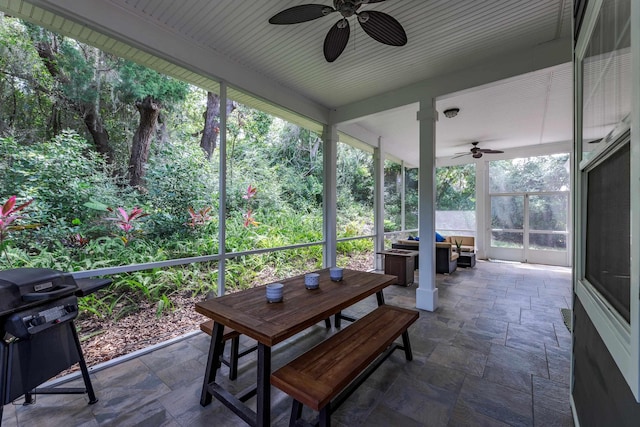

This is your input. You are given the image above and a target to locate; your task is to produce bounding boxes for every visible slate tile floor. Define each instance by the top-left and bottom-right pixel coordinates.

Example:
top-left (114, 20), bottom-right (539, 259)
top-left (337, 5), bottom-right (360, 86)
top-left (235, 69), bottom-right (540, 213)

top-left (1, 260), bottom-right (574, 426)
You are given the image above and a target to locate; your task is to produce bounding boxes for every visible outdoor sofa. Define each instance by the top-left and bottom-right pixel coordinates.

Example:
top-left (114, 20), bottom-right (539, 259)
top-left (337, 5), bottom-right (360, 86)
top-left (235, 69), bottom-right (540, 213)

top-left (391, 239), bottom-right (459, 274)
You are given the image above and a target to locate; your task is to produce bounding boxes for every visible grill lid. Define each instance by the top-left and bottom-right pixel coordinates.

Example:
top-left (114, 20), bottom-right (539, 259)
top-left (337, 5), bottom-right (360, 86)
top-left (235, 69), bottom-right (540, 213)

top-left (0, 268), bottom-right (78, 317)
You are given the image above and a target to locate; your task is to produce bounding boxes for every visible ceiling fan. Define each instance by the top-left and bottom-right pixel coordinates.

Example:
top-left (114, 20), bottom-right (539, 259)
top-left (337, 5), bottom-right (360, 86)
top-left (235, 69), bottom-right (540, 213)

top-left (268, 0), bottom-right (407, 62)
top-left (453, 142), bottom-right (505, 159)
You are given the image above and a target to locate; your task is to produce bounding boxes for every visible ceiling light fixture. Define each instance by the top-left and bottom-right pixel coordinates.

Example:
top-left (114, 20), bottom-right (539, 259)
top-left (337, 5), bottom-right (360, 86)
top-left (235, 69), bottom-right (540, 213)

top-left (443, 108), bottom-right (460, 118)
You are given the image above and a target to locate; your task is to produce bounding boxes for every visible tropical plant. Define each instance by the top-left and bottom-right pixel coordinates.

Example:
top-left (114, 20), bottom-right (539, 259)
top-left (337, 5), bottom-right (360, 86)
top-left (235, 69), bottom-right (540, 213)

top-left (105, 206), bottom-right (149, 245)
top-left (0, 15), bottom-right (377, 331)
top-left (0, 195), bottom-right (33, 265)
top-left (187, 206), bottom-right (213, 228)
top-left (242, 184), bottom-right (259, 227)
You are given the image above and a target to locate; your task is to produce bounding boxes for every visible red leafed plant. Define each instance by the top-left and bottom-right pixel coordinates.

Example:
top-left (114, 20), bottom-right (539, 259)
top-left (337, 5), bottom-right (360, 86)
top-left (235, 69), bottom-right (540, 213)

top-left (0, 195), bottom-right (33, 265)
top-left (243, 209), bottom-right (259, 227)
top-left (105, 206), bottom-right (149, 245)
top-left (242, 185), bottom-right (259, 227)
top-left (187, 206), bottom-right (213, 228)
top-left (242, 184), bottom-right (257, 200)
top-left (64, 233), bottom-right (90, 248)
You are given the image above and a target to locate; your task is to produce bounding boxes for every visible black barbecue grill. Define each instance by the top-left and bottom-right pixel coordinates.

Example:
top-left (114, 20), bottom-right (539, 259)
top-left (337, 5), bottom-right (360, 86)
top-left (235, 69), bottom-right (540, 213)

top-left (0, 268), bottom-right (111, 424)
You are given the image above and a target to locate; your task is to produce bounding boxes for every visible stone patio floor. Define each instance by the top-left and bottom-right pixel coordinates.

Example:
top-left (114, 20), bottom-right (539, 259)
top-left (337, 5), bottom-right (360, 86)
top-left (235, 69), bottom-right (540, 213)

top-left (1, 259), bottom-right (574, 426)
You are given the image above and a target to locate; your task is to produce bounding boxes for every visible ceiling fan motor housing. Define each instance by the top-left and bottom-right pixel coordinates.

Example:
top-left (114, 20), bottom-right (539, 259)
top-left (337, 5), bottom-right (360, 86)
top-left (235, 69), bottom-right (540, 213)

top-left (335, 0), bottom-right (359, 17)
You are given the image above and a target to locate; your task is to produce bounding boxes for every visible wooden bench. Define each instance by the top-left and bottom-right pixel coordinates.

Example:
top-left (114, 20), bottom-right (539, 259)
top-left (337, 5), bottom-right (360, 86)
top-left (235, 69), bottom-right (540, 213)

top-left (271, 305), bottom-right (419, 427)
top-left (200, 320), bottom-right (258, 381)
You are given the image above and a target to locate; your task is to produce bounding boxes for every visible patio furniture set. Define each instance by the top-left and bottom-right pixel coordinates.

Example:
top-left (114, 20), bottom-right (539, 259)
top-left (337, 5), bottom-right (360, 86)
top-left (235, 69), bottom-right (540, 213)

top-left (385, 236), bottom-right (476, 284)
top-left (195, 268), bottom-right (419, 427)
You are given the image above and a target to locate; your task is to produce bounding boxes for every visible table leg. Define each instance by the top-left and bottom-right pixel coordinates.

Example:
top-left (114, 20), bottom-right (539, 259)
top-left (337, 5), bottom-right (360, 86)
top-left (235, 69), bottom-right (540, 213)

top-left (200, 322), bottom-right (225, 406)
top-left (376, 290), bottom-right (385, 306)
top-left (256, 343), bottom-right (271, 427)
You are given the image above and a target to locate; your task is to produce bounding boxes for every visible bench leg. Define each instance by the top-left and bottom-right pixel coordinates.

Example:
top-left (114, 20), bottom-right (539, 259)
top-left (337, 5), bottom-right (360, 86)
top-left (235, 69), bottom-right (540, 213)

top-left (376, 290), bottom-right (385, 306)
top-left (401, 330), bottom-right (413, 361)
top-left (289, 400), bottom-right (303, 427)
top-left (324, 318), bottom-right (331, 329)
top-left (229, 336), bottom-right (240, 380)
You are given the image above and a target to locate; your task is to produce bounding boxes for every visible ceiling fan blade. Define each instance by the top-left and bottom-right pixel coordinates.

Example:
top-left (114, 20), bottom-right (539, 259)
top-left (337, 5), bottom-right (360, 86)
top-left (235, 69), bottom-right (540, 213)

top-left (452, 152), bottom-right (471, 159)
top-left (478, 149), bottom-right (504, 154)
top-left (269, 4), bottom-right (335, 25)
top-left (357, 10), bottom-right (407, 46)
top-left (324, 19), bottom-right (350, 62)
top-left (358, 0), bottom-right (387, 3)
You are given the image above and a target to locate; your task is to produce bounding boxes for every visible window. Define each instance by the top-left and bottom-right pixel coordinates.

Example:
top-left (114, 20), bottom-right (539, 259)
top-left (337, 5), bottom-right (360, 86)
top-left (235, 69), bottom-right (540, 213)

top-left (435, 164), bottom-right (476, 236)
top-left (575, 0), bottom-right (638, 401)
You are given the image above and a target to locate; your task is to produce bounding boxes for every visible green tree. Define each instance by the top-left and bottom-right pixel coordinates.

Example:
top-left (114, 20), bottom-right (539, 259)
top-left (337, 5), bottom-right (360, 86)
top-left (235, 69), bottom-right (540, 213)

top-left (384, 160), bottom-right (402, 231)
top-left (436, 164), bottom-right (476, 210)
top-left (0, 14), bottom-right (55, 141)
top-left (489, 154), bottom-right (570, 193)
top-left (115, 61), bottom-right (189, 188)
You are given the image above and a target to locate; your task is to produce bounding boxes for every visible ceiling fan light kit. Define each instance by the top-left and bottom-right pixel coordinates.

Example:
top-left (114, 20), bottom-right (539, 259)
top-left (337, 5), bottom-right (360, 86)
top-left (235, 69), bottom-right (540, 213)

top-left (443, 108), bottom-right (460, 118)
top-left (268, 0), bottom-right (407, 62)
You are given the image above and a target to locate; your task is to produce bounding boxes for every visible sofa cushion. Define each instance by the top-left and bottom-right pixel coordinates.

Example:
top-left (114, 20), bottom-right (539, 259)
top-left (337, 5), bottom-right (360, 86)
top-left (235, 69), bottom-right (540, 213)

top-left (435, 232), bottom-right (445, 242)
top-left (397, 239), bottom-right (419, 247)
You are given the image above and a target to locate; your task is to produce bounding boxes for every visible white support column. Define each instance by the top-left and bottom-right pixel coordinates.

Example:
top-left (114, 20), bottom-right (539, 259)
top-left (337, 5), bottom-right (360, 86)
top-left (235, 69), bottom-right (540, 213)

top-left (217, 82), bottom-right (228, 297)
top-left (401, 160), bottom-right (406, 231)
top-left (323, 125), bottom-right (338, 268)
top-left (373, 140), bottom-right (385, 271)
top-left (475, 159), bottom-right (487, 259)
top-left (416, 100), bottom-right (438, 311)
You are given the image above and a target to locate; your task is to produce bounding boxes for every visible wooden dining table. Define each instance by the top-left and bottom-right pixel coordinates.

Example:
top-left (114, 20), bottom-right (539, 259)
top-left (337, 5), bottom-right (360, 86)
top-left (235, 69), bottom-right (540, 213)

top-left (195, 268), bottom-right (397, 427)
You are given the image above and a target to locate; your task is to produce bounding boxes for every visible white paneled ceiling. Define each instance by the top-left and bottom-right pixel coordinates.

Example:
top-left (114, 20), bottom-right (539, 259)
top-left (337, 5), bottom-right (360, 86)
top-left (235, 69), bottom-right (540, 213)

top-left (2, 0), bottom-right (574, 162)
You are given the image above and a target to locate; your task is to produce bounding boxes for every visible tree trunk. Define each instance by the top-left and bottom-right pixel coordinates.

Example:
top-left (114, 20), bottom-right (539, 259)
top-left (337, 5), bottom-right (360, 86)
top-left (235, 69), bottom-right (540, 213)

top-left (200, 92), bottom-right (236, 160)
top-left (32, 34), bottom-right (114, 163)
top-left (129, 95), bottom-right (160, 189)
top-left (48, 103), bottom-right (62, 138)
top-left (81, 102), bottom-right (113, 163)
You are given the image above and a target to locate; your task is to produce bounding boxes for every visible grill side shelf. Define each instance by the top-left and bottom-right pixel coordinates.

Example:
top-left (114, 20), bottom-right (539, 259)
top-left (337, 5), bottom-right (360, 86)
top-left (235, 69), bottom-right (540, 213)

top-left (74, 278), bottom-right (112, 297)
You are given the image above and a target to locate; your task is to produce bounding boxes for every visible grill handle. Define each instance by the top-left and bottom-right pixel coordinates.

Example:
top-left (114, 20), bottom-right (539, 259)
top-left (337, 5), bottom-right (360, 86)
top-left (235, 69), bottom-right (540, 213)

top-left (22, 285), bottom-right (77, 301)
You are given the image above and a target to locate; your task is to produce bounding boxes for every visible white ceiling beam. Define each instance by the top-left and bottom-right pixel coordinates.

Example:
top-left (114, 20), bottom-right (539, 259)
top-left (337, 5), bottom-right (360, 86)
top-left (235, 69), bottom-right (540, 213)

top-left (337, 123), bottom-right (380, 150)
top-left (331, 37), bottom-right (571, 124)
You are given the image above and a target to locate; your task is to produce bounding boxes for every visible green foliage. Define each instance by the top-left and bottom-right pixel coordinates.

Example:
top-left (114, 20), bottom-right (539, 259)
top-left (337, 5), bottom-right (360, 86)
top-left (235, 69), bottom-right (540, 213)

top-left (0, 15), bottom-right (55, 140)
top-left (57, 39), bottom-right (103, 105)
top-left (0, 131), bottom-right (122, 246)
top-left (337, 143), bottom-right (374, 210)
top-left (145, 137), bottom-right (218, 236)
top-left (384, 160), bottom-right (402, 230)
top-left (0, 19), bottom-right (377, 327)
top-left (405, 168), bottom-right (419, 230)
top-left (115, 60), bottom-right (189, 105)
top-left (436, 163), bottom-right (476, 211)
top-left (489, 154), bottom-right (570, 193)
